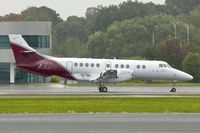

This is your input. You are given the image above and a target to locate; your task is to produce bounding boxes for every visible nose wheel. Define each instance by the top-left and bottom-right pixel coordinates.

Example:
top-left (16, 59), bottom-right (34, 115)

top-left (170, 88), bottom-right (176, 92)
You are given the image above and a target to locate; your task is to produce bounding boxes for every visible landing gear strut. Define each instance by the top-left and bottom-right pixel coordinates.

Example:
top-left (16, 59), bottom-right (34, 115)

top-left (98, 83), bottom-right (108, 93)
top-left (170, 81), bottom-right (177, 92)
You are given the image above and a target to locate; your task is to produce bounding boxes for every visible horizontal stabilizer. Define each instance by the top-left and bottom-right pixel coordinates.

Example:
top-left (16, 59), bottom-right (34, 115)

top-left (20, 51), bottom-right (36, 54)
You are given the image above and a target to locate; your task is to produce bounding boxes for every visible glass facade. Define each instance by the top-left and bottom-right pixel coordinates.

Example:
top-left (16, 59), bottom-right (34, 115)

top-left (15, 67), bottom-right (39, 83)
top-left (0, 35), bottom-right (50, 49)
top-left (0, 63), bottom-right (40, 84)
top-left (23, 35), bottom-right (50, 48)
top-left (0, 34), bottom-right (50, 84)
top-left (0, 35), bottom-right (10, 49)
top-left (0, 63), bottom-right (10, 83)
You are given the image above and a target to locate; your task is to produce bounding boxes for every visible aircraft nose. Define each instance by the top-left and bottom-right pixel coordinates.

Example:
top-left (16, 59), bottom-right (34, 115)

top-left (188, 74), bottom-right (193, 81)
top-left (183, 73), bottom-right (193, 81)
top-left (174, 69), bottom-right (193, 81)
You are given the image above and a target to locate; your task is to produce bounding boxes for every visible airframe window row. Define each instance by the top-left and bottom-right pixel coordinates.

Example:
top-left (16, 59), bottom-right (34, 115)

top-left (74, 63), bottom-right (100, 68)
top-left (74, 63), bottom-right (130, 69)
top-left (137, 65), bottom-right (146, 69)
top-left (115, 64), bottom-right (130, 69)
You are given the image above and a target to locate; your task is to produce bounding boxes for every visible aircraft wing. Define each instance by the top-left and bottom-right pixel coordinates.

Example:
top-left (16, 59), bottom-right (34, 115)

top-left (72, 70), bottom-right (118, 82)
top-left (92, 70), bottom-right (118, 83)
top-left (73, 69), bottom-right (133, 83)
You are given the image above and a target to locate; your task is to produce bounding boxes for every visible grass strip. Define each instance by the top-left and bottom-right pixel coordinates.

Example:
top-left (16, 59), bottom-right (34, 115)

top-left (0, 97), bottom-right (200, 114)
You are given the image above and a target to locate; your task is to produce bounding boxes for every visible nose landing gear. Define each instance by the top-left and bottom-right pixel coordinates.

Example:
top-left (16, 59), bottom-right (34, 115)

top-left (170, 87), bottom-right (176, 92)
top-left (170, 81), bottom-right (177, 92)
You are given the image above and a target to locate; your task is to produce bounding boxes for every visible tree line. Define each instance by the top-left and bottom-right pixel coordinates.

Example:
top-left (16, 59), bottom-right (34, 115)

top-left (0, 0), bottom-right (200, 82)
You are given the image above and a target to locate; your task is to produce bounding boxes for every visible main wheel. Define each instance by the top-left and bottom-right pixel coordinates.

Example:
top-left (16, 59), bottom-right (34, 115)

top-left (170, 88), bottom-right (176, 92)
top-left (99, 87), bottom-right (108, 92)
top-left (102, 87), bottom-right (108, 92)
top-left (99, 87), bottom-right (102, 92)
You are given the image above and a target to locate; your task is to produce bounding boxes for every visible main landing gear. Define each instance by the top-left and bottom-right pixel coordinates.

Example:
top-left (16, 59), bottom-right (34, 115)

top-left (170, 81), bottom-right (177, 93)
top-left (98, 83), bottom-right (108, 93)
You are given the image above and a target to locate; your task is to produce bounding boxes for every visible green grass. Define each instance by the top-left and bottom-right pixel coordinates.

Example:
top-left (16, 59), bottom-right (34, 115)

top-left (1, 97), bottom-right (200, 113)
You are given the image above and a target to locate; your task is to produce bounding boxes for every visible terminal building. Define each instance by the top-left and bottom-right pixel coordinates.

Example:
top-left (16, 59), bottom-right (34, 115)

top-left (0, 21), bottom-right (52, 84)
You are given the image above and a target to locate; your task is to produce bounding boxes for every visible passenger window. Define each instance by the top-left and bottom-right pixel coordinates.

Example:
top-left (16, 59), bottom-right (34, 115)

top-left (159, 64), bottom-right (163, 68)
top-left (106, 64), bottom-right (110, 68)
top-left (91, 63), bottom-right (94, 67)
top-left (96, 63), bottom-right (100, 67)
top-left (142, 65), bottom-right (146, 69)
top-left (115, 64), bottom-right (119, 68)
top-left (126, 65), bottom-right (130, 69)
top-left (121, 64), bottom-right (124, 68)
top-left (137, 65), bottom-right (140, 69)
top-left (80, 63), bottom-right (83, 67)
top-left (85, 63), bottom-right (89, 67)
top-left (163, 64), bottom-right (167, 67)
top-left (74, 63), bottom-right (78, 67)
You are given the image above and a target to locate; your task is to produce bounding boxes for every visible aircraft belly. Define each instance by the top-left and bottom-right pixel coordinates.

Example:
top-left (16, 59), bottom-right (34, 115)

top-left (72, 73), bottom-right (99, 81)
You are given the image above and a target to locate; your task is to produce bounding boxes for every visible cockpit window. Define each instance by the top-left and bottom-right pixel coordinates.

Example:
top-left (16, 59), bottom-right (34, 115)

top-left (166, 64), bottom-right (171, 68)
top-left (159, 63), bottom-right (171, 68)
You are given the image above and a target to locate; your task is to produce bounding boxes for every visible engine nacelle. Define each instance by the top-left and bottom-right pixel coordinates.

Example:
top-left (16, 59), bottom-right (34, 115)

top-left (117, 69), bottom-right (134, 81)
top-left (106, 69), bottom-right (134, 83)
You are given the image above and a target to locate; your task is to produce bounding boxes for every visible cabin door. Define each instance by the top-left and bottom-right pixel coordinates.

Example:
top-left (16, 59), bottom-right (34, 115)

top-left (66, 61), bottom-right (73, 72)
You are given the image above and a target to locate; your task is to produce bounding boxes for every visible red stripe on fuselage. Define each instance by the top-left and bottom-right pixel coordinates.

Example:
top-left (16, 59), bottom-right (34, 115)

top-left (11, 44), bottom-right (75, 80)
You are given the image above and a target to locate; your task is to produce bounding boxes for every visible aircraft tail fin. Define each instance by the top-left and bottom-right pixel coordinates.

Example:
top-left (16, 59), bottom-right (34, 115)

top-left (9, 34), bottom-right (75, 79)
top-left (9, 34), bottom-right (44, 66)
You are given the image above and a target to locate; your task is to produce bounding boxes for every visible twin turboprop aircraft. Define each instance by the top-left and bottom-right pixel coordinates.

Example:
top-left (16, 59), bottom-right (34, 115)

top-left (9, 34), bottom-right (193, 92)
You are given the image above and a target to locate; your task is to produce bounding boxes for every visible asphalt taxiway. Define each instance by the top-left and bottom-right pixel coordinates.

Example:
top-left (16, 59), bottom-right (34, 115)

top-left (0, 114), bottom-right (200, 133)
top-left (0, 84), bottom-right (200, 133)
top-left (0, 84), bottom-right (199, 97)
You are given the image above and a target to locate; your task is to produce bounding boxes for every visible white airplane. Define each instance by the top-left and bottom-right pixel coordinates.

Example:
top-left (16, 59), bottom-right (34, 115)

top-left (9, 34), bottom-right (193, 93)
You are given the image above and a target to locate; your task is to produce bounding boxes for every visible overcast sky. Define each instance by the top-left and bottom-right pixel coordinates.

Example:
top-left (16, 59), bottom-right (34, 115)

top-left (0, 0), bottom-right (165, 19)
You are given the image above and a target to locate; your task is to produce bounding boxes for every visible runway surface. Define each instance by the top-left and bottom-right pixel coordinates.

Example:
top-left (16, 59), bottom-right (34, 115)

top-left (0, 114), bottom-right (200, 133)
top-left (0, 84), bottom-right (200, 97)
